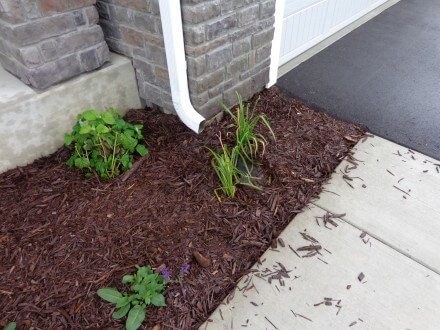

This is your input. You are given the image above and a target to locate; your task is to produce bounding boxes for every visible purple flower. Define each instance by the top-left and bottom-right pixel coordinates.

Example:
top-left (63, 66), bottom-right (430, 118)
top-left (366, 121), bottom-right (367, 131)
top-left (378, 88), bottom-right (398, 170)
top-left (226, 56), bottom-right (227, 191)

top-left (160, 267), bottom-right (171, 282)
top-left (181, 264), bottom-right (190, 275)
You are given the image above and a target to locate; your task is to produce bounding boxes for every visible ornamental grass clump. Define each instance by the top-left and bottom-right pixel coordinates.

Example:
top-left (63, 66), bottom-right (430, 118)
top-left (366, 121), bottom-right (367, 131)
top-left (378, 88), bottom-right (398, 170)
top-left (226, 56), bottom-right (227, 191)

top-left (64, 109), bottom-right (148, 179)
top-left (97, 266), bottom-right (166, 330)
top-left (207, 139), bottom-right (242, 200)
top-left (208, 93), bottom-right (273, 201)
top-left (222, 93), bottom-right (275, 162)
top-left (207, 136), bottom-right (260, 201)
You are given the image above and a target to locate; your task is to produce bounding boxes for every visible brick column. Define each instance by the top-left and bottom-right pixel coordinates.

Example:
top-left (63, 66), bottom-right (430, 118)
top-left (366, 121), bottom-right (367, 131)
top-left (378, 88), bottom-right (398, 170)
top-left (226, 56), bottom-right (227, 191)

top-left (97, 0), bottom-right (276, 119)
top-left (0, 0), bottom-right (110, 89)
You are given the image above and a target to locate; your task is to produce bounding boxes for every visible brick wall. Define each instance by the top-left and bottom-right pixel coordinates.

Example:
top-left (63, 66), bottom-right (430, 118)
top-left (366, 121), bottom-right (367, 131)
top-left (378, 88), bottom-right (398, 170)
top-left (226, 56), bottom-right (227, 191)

top-left (97, 0), bottom-right (276, 118)
top-left (0, 0), bottom-right (110, 89)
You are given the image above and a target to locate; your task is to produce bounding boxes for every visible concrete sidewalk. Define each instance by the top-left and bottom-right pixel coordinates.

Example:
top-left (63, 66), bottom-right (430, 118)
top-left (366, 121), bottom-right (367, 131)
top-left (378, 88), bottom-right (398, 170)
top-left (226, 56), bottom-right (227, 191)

top-left (201, 136), bottom-right (440, 329)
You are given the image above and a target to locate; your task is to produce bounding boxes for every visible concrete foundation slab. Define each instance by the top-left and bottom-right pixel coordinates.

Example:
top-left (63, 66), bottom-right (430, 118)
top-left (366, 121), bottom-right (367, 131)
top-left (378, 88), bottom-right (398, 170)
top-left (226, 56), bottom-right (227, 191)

top-left (0, 53), bottom-right (141, 173)
top-left (202, 204), bottom-right (440, 329)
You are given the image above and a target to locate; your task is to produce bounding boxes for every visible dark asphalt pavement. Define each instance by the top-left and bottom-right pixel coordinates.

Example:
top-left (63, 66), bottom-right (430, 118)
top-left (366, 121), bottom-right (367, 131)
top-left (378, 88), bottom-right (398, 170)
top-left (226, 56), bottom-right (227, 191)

top-left (277, 0), bottom-right (440, 160)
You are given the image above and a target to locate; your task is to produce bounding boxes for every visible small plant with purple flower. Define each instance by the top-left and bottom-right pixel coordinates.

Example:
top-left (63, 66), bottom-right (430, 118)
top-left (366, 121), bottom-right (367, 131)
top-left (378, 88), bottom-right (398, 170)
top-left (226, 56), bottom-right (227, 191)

top-left (159, 264), bottom-right (191, 284)
top-left (97, 265), bottom-right (166, 330)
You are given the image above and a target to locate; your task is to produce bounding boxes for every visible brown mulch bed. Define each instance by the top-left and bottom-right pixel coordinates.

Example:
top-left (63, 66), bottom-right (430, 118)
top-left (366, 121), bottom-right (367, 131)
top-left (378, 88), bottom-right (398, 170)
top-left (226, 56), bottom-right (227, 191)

top-left (0, 87), bottom-right (364, 329)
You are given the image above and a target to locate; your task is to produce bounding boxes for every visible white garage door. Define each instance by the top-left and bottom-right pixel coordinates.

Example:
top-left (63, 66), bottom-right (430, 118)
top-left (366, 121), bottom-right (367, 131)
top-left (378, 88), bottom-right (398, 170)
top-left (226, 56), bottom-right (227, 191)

top-left (280, 0), bottom-right (389, 65)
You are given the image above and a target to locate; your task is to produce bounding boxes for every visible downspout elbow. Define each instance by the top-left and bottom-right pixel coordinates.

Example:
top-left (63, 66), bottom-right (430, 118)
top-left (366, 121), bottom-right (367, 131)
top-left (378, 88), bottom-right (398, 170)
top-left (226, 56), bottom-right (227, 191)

top-left (159, 0), bottom-right (206, 133)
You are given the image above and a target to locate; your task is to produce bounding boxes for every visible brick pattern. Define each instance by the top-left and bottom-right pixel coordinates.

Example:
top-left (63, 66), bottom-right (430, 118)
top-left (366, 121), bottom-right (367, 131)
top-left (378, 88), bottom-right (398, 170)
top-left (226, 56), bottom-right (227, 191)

top-left (97, 0), bottom-right (276, 118)
top-left (96, 0), bottom-right (173, 111)
top-left (0, 0), bottom-right (110, 89)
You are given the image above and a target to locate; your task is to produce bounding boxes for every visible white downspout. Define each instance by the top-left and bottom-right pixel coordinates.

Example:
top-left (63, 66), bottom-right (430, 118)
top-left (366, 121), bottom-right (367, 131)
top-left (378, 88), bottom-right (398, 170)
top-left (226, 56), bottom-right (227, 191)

top-left (267, 0), bottom-right (286, 88)
top-left (159, 0), bottom-right (206, 133)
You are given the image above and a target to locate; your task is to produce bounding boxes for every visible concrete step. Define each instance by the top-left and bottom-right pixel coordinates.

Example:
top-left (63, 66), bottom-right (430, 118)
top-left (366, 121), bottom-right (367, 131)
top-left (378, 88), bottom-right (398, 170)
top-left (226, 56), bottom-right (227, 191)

top-left (0, 53), bottom-right (141, 173)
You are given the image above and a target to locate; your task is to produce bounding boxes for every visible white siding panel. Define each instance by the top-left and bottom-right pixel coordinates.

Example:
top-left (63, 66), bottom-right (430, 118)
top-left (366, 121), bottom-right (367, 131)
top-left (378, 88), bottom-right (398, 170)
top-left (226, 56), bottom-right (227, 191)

top-left (280, 0), bottom-right (390, 65)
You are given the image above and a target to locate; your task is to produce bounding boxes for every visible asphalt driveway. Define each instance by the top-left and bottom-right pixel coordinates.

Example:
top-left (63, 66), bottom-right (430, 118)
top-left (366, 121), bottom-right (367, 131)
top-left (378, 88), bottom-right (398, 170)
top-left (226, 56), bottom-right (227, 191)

top-left (277, 0), bottom-right (440, 160)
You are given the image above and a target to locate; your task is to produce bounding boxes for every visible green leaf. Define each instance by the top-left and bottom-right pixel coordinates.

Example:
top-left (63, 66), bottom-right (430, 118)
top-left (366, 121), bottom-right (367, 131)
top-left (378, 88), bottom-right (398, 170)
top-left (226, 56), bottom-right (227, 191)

top-left (3, 322), bottom-right (16, 330)
top-left (122, 275), bottom-right (134, 284)
top-left (125, 305), bottom-right (146, 330)
top-left (151, 293), bottom-right (166, 307)
top-left (120, 133), bottom-right (137, 151)
top-left (116, 296), bottom-right (130, 308)
top-left (112, 304), bottom-right (130, 319)
top-left (96, 124), bottom-right (110, 134)
top-left (114, 118), bottom-right (127, 130)
top-left (82, 109), bottom-right (99, 121)
top-left (66, 155), bottom-right (76, 167)
top-left (64, 134), bottom-right (73, 146)
top-left (136, 144), bottom-right (148, 157)
top-left (74, 157), bottom-right (90, 169)
top-left (120, 154), bottom-right (131, 170)
top-left (102, 112), bottom-right (116, 125)
top-left (97, 288), bottom-right (123, 304)
top-left (79, 125), bottom-right (92, 134)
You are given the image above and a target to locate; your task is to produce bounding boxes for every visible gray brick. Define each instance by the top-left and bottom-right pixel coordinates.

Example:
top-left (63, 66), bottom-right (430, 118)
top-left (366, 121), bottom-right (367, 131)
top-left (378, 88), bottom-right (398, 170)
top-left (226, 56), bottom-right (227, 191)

top-left (96, 2), bottom-right (110, 20)
top-left (188, 67), bottom-right (224, 94)
top-left (208, 78), bottom-right (234, 98)
top-left (260, 0), bottom-right (276, 19)
top-left (185, 34), bottom-right (229, 57)
top-left (134, 11), bottom-right (159, 34)
top-left (252, 27), bottom-right (275, 49)
top-left (251, 66), bottom-right (269, 90)
top-left (107, 4), bottom-right (131, 24)
top-left (238, 4), bottom-right (260, 27)
top-left (184, 25), bottom-right (205, 45)
top-left (73, 10), bottom-right (87, 26)
top-left (255, 42), bottom-right (272, 64)
top-left (240, 58), bottom-right (270, 80)
top-left (9, 11), bottom-right (80, 46)
top-left (197, 94), bottom-right (223, 118)
top-left (79, 47), bottom-right (100, 71)
top-left (153, 65), bottom-right (170, 90)
top-left (133, 57), bottom-right (154, 79)
top-left (220, 0), bottom-right (259, 14)
top-left (95, 0), bottom-right (276, 118)
top-left (85, 6), bottom-right (99, 25)
top-left (145, 44), bottom-right (167, 68)
top-left (232, 36), bottom-right (251, 57)
top-left (205, 13), bottom-right (237, 41)
top-left (28, 54), bottom-right (83, 89)
top-left (100, 19), bottom-right (121, 39)
top-left (190, 91), bottom-right (209, 108)
top-left (182, 1), bottom-right (221, 24)
top-left (140, 81), bottom-right (163, 106)
top-left (206, 44), bottom-right (232, 73)
top-left (227, 54), bottom-right (248, 77)
top-left (222, 78), bottom-right (252, 108)
top-left (230, 16), bottom-right (274, 41)
top-left (39, 26), bottom-right (105, 62)
top-left (18, 45), bottom-right (42, 68)
top-left (187, 56), bottom-right (206, 77)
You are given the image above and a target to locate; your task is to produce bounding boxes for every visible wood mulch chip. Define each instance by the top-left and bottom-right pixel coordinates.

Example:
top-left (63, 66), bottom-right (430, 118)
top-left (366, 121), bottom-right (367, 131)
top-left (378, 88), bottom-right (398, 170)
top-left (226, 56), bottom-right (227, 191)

top-left (0, 87), bottom-right (363, 329)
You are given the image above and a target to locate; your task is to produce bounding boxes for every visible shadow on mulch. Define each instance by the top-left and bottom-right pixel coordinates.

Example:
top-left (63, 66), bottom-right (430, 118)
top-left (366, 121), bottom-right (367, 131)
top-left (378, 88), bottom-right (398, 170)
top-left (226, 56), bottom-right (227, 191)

top-left (0, 87), bottom-right (364, 329)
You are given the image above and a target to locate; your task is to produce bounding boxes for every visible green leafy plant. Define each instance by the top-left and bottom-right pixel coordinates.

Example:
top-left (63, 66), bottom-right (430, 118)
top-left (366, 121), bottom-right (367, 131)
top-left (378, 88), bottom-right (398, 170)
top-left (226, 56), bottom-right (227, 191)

top-left (64, 109), bottom-right (148, 179)
top-left (3, 322), bottom-right (16, 330)
top-left (97, 266), bottom-right (166, 330)
top-left (207, 137), bottom-right (259, 201)
top-left (222, 93), bottom-right (275, 162)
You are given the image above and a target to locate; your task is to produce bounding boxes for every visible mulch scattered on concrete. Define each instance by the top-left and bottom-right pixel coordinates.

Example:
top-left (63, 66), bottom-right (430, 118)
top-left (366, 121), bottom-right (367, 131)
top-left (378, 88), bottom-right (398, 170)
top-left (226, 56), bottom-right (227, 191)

top-left (0, 87), bottom-right (364, 329)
